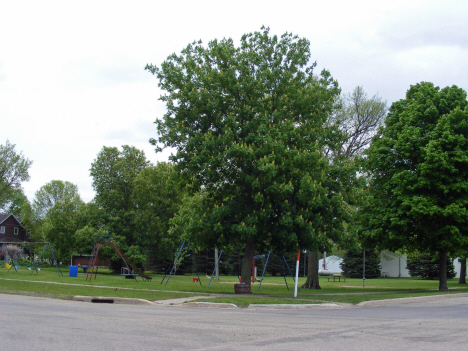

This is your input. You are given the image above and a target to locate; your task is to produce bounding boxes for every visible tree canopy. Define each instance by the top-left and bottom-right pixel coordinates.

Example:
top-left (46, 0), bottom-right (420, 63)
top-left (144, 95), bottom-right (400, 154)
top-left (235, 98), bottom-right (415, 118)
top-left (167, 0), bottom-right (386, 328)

top-left (0, 188), bottom-right (28, 216)
top-left (89, 145), bottom-right (150, 264)
top-left (90, 145), bottom-right (149, 214)
top-left (332, 86), bottom-right (387, 158)
top-left (133, 162), bottom-right (185, 263)
top-left (42, 199), bottom-right (82, 261)
top-left (148, 27), bottom-right (361, 282)
top-left (359, 82), bottom-right (468, 290)
top-left (90, 146), bottom-right (184, 269)
top-left (0, 140), bottom-right (32, 210)
top-left (32, 180), bottom-right (83, 219)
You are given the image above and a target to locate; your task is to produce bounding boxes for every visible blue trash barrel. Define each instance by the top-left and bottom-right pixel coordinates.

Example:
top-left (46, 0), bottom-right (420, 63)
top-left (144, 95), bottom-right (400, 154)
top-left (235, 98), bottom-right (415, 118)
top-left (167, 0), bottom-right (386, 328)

top-left (69, 265), bottom-right (78, 277)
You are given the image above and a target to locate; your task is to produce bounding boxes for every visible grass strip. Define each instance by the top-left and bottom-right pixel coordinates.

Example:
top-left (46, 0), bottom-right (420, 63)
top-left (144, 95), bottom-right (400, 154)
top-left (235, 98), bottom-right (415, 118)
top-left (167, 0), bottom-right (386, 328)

top-left (0, 278), bottom-right (198, 301)
top-left (2, 267), bottom-right (468, 306)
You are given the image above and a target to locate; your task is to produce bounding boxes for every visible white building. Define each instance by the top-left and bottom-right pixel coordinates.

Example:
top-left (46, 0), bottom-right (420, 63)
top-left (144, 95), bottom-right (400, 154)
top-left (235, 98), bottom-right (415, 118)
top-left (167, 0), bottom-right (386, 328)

top-left (318, 251), bottom-right (465, 278)
top-left (380, 251), bottom-right (463, 278)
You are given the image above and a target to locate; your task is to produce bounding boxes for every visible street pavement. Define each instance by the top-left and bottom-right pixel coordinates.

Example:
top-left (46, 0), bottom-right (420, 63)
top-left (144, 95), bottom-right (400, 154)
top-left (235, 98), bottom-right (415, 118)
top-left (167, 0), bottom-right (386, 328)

top-left (1, 293), bottom-right (467, 351)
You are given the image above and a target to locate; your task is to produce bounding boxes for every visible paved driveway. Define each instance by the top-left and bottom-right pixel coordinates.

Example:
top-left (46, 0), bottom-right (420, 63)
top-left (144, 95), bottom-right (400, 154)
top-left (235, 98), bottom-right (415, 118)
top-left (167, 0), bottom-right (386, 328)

top-left (1, 294), bottom-right (467, 351)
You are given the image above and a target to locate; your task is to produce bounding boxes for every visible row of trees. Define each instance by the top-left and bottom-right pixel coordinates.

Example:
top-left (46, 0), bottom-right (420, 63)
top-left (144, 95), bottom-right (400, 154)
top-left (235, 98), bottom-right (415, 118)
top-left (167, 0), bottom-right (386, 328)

top-left (148, 27), bottom-right (468, 290)
top-left (0, 142), bottom-right (184, 268)
top-left (2, 28), bottom-right (467, 291)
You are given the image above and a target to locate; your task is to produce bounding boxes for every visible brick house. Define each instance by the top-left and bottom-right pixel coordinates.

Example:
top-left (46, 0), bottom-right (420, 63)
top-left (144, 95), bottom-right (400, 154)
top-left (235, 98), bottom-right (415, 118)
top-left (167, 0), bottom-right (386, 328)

top-left (0, 213), bottom-right (30, 243)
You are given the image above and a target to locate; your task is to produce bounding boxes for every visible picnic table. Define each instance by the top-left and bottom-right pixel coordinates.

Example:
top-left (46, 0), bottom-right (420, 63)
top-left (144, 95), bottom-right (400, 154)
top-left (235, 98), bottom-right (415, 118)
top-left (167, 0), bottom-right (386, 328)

top-left (328, 274), bottom-right (346, 282)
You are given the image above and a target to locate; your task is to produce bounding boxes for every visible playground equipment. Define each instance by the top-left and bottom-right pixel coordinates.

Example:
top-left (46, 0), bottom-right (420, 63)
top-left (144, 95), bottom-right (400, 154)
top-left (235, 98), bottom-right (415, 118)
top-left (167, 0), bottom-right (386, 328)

top-left (205, 248), bottom-right (299, 291)
top-left (160, 241), bottom-right (202, 287)
top-left (85, 235), bottom-right (151, 282)
top-left (256, 251), bottom-right (300, 293)
top-left (159, 243), bottom-right (299, 291)
top-left (0, 242), bottom-right (62, 277)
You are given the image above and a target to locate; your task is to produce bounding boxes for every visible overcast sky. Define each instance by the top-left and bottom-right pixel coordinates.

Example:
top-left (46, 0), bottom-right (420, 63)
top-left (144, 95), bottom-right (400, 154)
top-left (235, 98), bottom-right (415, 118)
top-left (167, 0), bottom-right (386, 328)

top-left (1, 0), bottom-right (467, 203)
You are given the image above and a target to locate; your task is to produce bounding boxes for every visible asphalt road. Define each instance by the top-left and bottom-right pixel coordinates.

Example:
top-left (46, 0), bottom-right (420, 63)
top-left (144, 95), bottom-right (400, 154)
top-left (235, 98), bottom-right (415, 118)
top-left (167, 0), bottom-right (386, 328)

top-left (1, 294), bottom-right (467, 351)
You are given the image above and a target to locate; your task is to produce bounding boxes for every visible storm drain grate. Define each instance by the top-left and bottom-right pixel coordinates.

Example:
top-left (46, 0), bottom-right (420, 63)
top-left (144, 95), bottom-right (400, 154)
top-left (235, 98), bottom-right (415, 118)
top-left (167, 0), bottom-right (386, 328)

top-left (91, 299), bottom-right (114, 303)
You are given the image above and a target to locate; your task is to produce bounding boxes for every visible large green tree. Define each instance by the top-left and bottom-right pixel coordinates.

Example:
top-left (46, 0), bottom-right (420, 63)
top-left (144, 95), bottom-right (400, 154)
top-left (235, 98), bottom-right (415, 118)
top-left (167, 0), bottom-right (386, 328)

top-left (0, 140), bottom-right (32, 209)
top-left (360, 82), bottom-right (468, 291)
top-left (42, 198), bottom-right (83, 262)
top-left (90, 145), bottom-right (149, 244)
top-left (147, 28), bottom-right (360, 283)
top-left (133, 162), bottom-right (185, 266)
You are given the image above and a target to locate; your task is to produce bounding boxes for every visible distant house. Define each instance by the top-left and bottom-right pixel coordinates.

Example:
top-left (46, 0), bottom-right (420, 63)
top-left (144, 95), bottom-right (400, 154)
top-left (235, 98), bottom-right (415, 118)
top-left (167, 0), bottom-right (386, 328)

top-left (0, 213), bottom-right (30, 243)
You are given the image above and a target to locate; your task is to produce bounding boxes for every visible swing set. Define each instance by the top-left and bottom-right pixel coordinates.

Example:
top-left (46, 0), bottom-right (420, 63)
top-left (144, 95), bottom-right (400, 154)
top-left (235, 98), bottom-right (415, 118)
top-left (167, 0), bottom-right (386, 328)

top-left (209, 249), bottom-right (299, 292)
top-left (160, 241), bottom-right (202, 286)
top-left (161, 242), bottom-right (298, 292)
top-left (0, 242), bottom-right (63, 277)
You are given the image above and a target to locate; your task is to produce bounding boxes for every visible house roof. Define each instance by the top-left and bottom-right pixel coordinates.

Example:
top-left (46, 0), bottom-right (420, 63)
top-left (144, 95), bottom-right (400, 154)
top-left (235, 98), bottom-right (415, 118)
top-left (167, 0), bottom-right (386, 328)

top-left (0, 213), bottom-right (25, 229)
top-left (0, 213), bottom-right (11, 224)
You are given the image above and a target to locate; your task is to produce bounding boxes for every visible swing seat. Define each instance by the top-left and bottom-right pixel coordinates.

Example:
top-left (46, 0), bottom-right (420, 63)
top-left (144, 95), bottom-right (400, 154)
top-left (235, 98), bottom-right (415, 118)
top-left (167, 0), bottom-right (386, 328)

top-left (192, 277), bottom-right (199, 283)
top-left (5, 264), bottom-right (11, 269)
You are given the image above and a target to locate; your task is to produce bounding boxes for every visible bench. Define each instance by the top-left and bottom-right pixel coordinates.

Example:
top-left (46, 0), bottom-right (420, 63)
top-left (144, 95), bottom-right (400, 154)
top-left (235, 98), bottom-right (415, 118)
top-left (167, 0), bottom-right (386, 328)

top-left (328, 274), bottom-right (346, 282)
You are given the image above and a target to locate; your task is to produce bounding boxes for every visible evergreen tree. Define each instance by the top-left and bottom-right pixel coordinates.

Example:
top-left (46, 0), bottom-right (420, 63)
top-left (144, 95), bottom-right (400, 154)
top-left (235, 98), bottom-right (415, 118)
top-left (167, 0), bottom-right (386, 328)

top-left (340, 250), bottom-right (381, 278)
top-left (406, 253), bottom-right (456, 280)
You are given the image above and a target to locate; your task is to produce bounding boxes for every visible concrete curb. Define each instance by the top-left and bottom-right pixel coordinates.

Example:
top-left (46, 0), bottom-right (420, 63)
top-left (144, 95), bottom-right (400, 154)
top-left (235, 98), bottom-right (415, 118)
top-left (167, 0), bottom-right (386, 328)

top-left (186, 302), bottom-right (239, 309)
top-left (247, 303), bottom-right (343, 310)
top-left (73, 296), bottom-right (154, 305)
top-left (357, 292), bottom-right (468, 307)
top-left (153, 296), bottom-right (215, 306)
top-left (72, 292), bottom-right (468, 309)
top-left (179, 301), bottom-right (345, 309)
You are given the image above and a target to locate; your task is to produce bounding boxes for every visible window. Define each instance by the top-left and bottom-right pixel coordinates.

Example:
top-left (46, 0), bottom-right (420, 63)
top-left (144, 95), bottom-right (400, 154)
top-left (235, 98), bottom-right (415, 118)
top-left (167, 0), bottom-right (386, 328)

top-left (0, 226), bottom-right (5, 234)
top-left (14, 227), bottom-right (19, 235)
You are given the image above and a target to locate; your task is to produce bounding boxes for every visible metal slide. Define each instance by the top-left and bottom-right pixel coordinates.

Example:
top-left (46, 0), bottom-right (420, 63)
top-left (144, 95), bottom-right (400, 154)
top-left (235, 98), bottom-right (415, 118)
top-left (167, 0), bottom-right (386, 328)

top-left (86, 241), bottom-right (152, 282)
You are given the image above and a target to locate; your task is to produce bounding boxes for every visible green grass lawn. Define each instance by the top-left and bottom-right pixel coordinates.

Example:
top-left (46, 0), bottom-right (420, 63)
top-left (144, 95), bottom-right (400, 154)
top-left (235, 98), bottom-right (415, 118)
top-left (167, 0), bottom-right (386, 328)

top-left (1, 265), bottom-right (467, 307)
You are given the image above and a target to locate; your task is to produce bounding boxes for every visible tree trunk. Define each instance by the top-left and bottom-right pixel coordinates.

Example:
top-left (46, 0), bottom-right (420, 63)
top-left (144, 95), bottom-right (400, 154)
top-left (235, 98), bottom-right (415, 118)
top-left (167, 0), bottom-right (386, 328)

top-left (459, 257), bottom-right (466, 284)
top-left (439, 249), bottom-right (448, 291)
top-left (240, 238), bottom-right (256, 284)
top-left (301, 250), bottom-right (321, 289)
